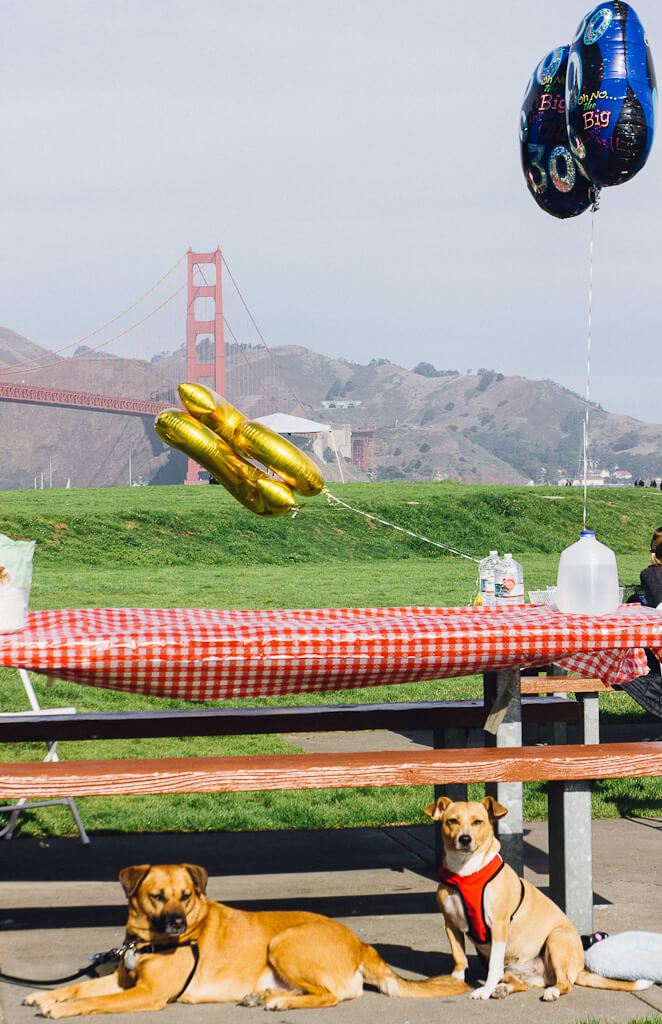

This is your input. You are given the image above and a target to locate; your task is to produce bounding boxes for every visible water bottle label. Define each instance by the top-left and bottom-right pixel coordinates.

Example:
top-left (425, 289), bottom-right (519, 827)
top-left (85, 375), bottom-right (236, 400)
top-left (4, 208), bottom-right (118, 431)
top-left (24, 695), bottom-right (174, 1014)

top-left (495, 579), bottom-right (524, 600)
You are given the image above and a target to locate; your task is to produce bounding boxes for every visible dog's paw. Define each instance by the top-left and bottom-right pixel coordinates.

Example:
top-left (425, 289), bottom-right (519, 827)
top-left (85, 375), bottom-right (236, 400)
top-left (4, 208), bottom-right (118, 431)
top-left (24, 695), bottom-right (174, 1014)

top-left (492, 983), bottom-right (510, 999)
top-left (541, 985), bottom-right (560, 1001)
top-left (452, 969), bottom-right (466, 982)
top-left (35, 1006), bottom-right (67, 1020)
top-left (239, 991), bottom-right (266, 1008)
top-left (23, 993), bottom-right (57, 1014)
top-left (469, 985), bottom-right (494, 1000)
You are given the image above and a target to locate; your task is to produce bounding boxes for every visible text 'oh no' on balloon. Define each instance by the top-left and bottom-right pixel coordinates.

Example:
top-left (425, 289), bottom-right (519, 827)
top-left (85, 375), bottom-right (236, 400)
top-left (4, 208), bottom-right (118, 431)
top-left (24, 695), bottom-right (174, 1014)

top-left (155, 383), bottom-right (325, 518)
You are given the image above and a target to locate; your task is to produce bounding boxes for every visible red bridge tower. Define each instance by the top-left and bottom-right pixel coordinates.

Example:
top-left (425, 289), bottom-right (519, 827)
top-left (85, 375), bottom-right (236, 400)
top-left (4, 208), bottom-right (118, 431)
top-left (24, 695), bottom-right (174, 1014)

top-left (185, 247), bottom-right (225, 483)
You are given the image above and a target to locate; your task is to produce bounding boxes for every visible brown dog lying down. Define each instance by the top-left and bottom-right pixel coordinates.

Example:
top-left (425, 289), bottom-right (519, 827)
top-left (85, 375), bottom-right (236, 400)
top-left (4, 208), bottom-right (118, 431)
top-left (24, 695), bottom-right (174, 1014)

top-left (24, 863), bottom-right (467, 1016)
top-left (425, 795), bottom-right (654, 1001)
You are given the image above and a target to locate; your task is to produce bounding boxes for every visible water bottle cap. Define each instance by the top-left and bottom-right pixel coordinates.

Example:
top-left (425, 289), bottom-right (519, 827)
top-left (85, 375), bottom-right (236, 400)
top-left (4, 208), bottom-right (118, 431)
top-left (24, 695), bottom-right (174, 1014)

top-left (580, 530), bottom-right (595, 538)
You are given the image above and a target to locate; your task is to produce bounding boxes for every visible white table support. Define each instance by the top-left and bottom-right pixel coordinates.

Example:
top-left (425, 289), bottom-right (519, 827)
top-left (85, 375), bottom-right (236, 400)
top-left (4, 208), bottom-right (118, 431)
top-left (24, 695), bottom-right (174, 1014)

top-left (0, 669), bottom-right (89, 844)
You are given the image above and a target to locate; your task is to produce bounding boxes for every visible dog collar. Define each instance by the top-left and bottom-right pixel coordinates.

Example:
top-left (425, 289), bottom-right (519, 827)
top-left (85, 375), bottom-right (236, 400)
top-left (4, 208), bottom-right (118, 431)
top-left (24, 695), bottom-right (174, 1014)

top-left (438, 854), bottom-right (504, 945)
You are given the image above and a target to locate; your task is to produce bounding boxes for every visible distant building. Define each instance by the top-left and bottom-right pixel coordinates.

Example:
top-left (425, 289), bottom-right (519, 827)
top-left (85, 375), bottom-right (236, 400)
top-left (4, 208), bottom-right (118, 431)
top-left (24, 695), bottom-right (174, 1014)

top-left (612, 469), bottom-right (633, 483)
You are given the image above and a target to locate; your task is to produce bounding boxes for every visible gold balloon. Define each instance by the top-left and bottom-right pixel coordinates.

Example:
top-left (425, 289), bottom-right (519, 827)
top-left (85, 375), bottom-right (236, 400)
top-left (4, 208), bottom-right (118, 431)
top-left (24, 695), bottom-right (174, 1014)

top-left (177, 383), bottom-right (243, 444)
top-left (234, 420), bottom-right (324, 496)
top-left (175, 382), bottom-right (324, 497)
top-left (154, 409), bottom-right (301, 518)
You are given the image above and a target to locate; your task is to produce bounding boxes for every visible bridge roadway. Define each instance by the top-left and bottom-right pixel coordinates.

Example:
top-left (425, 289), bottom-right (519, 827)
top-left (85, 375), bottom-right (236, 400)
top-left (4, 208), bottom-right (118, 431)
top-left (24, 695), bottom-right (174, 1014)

top-left (0, 381), bottom-right (165, 416)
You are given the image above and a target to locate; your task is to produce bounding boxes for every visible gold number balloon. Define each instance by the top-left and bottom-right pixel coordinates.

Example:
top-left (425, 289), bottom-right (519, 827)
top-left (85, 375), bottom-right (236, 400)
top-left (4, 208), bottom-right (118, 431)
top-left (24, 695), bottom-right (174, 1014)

top-left (154, 383), bottom-right (325, 517)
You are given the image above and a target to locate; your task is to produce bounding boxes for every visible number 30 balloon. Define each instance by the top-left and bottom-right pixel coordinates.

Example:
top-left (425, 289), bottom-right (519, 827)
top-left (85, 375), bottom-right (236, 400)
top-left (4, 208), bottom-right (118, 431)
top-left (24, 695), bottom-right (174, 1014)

top-left (155, 384), bottom-right (324, 518)
top-left (566, 2), bottom-right (657, 187)
top-left (520, 46), bottom-right (596, 218)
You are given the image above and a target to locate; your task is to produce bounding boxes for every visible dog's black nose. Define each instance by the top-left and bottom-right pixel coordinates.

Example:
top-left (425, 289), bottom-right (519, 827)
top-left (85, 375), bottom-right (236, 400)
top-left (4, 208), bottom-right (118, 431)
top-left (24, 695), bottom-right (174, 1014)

top-left (458, 833), bottom-right (472, 848)
top-left (161, 912), bottom-right (187, 934)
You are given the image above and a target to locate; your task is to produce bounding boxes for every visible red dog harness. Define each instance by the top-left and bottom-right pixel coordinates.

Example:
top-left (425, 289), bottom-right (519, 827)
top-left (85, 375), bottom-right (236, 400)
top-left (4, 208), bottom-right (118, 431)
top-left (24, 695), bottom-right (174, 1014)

top-left (439, 854), bottom-right (505, 944)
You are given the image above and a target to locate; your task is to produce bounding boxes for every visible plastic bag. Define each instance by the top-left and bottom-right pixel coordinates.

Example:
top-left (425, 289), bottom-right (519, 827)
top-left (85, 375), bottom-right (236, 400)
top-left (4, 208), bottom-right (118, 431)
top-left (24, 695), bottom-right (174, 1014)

top-left (0, 532), bottom-right (36, 633)
top-left (584, 930), bottom-right (662, 982)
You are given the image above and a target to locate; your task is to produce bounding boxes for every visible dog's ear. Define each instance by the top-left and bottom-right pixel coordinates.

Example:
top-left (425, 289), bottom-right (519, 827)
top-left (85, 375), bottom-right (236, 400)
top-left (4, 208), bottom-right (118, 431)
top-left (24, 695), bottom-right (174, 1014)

top-left (424, 795), bottom-right (452, 820)
top-left (119, 865), bottom-right (152, 897)
top-left (184, 863), bottom-right (208, 895)
top-left (482, 796), bottom-right (508, 821)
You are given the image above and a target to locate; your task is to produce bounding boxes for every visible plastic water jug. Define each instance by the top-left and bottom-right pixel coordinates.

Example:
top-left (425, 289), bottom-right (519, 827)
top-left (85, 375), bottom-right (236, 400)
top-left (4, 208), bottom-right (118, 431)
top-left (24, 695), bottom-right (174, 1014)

top-left (556, 530), bottom-right (620, 615)
top-left (477, 550), bottom-right (499, 608)
top-left (495, 553), bottom-right (524, 606)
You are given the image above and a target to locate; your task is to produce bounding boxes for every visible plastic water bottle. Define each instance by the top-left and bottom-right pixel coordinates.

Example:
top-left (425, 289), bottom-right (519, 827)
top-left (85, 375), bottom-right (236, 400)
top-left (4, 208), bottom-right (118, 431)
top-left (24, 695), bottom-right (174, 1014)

top-left (556, 530), bottom-right (619, 615)
top-left (477, 550), bottom-right (500, 608)
top-left (495, 553), bottom-right (524, 606)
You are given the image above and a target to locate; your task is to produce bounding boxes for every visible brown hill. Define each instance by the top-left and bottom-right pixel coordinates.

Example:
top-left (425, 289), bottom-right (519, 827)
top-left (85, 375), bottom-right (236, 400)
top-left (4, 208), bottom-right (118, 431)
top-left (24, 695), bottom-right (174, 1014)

top-left (270, 346), bottom-right (662, 485)
top-left (0, 328), bottom-right (177, 489)
top-left (0, 328), bottom-right (660, 488)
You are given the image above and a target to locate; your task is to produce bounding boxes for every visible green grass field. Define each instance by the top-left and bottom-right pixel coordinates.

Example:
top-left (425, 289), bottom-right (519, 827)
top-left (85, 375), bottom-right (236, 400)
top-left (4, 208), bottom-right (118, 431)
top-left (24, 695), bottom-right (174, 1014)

top-left (1, 481), bottom-right (661, 837)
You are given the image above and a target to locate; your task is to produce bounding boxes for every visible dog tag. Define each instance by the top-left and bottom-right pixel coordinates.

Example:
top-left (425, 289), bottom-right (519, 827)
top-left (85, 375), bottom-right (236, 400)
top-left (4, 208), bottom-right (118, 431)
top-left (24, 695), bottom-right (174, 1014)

top-left (123, 947), bottom-right (139, 972)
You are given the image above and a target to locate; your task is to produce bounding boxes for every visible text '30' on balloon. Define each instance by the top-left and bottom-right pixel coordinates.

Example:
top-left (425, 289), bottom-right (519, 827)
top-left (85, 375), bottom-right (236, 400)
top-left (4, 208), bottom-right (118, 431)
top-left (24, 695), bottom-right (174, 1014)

top-left (520, 45), bottom-right (596, 218)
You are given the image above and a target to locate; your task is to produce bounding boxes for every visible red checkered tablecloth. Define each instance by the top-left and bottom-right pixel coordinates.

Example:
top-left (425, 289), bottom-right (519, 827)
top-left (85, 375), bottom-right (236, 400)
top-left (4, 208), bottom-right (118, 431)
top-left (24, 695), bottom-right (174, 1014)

top-left (0, 604), bottom-right (660, 701)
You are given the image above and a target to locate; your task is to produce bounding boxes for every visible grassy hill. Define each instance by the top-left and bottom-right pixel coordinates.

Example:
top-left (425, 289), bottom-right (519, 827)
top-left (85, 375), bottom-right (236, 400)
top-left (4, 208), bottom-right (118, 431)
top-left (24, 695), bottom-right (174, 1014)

top-left (2, 480), bottom-right (661, 569)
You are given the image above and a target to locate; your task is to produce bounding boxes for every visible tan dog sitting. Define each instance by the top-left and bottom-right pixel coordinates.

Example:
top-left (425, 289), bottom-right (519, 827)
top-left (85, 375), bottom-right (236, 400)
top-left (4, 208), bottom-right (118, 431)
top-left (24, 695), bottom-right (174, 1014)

top-left (24, 863), bottom-right (467, 1017)
top-left (425, 796), bottom-right (653, 1001)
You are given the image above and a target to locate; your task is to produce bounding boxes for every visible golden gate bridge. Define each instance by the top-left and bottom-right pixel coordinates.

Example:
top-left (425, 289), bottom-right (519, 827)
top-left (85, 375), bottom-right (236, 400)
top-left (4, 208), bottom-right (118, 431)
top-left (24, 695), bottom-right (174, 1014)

top-left (0, 248), bottom-right (310, 482)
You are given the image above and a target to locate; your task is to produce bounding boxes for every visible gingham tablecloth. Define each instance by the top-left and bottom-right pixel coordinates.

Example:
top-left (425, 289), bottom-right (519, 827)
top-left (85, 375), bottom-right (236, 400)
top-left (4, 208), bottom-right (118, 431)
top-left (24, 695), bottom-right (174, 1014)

top-left (0, 604), bottom-right (660, 701)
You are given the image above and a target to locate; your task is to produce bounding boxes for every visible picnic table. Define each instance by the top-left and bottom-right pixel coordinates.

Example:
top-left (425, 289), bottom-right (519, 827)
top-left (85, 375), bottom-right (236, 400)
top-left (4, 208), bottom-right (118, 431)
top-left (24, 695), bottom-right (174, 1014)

top-left (0, 603), bottom-right (658, 698)
top-left (1, 603), bottom-right (661, 934)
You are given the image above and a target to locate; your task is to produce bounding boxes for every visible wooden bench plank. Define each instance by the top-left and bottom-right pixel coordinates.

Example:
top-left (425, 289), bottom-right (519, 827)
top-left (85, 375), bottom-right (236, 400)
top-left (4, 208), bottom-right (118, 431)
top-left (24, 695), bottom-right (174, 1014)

top-left (521, 676), bottom-right (609, 694)
top-left (1, 742), bottom-right (660, 797)
top-left (0, 697), bottom-right (578, 743)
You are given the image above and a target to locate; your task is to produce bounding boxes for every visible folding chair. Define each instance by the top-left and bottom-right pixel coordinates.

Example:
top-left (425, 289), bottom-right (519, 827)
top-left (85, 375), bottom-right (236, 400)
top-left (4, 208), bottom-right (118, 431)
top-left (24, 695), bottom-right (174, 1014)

top-left (0, 668), bottom-right (90, 844)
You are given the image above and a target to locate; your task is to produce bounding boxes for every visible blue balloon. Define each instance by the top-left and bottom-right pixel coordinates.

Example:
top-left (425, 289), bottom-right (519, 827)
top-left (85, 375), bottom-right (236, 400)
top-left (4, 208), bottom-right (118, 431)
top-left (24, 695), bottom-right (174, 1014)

top-left (520, 46), bottom-right (596, 218)
top-left (566, 3), bottom-right (657, 187)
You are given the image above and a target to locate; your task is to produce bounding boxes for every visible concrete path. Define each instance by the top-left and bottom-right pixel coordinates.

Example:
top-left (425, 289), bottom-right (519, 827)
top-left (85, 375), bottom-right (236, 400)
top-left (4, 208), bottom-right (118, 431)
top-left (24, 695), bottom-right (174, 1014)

top-left (2, 817), bottom-right (662, 1024)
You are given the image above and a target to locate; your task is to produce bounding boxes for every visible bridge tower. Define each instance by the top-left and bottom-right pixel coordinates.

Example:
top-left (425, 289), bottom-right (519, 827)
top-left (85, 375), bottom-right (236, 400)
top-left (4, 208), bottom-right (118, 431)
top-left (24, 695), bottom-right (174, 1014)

top-left (185, 247), bottom-right (225, 483)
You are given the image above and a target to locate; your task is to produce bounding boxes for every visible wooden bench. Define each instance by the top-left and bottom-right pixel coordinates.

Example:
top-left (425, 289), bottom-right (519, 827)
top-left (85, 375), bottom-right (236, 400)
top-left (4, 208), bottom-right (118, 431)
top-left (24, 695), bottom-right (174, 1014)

top-left (0, 741), bottom-right (659, 795)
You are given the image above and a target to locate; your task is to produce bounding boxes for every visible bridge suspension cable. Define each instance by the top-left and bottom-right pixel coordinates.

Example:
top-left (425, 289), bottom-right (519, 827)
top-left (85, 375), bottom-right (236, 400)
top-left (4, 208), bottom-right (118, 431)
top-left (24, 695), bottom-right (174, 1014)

top-left (1, 254), bottom-right (187, 372)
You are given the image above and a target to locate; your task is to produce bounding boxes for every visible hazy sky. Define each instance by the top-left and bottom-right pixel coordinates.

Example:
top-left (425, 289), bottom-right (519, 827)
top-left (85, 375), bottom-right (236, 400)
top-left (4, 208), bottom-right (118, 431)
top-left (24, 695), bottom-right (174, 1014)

top-left (2, 1), bottom-right (660, 420)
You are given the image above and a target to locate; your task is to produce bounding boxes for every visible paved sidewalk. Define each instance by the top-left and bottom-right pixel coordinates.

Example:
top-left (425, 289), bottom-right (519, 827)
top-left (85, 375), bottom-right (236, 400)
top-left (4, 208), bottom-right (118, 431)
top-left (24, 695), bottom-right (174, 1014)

top-left (1, 817), bottom-right (662, 1024)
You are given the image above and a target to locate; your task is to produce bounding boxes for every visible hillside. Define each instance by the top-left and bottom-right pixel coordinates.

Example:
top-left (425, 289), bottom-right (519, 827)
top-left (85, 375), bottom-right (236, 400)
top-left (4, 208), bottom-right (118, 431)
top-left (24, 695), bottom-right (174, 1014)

top-left (0, 327), bottom-right (178, 489)
top-left (271, 346), bottom-right (662, 484)
top-left (0, 326), bottom-right (661, 488)
top-left (1, 482), bottom-right (660, 569)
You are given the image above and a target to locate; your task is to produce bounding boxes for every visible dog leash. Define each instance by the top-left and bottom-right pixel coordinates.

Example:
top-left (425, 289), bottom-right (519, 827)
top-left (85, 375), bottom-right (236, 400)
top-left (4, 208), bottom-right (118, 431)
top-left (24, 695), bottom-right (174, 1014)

top-left (0, 947), bottom-right (123, 989)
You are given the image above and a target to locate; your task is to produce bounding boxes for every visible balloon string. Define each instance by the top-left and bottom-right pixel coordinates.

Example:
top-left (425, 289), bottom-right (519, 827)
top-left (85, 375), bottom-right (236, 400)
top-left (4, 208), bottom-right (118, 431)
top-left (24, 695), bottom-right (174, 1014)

top-left (323, 489), bottom-right (480, 562)
top-left (583, 189), bottom-right (600, 529)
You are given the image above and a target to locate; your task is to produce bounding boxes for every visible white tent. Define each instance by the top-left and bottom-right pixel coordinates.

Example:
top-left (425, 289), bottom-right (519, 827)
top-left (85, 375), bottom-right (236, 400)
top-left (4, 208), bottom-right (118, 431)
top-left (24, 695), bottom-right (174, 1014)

top-left (255, 413), bottom-right (331, 434)
top-left (255, 412), bottom-right (344, 482)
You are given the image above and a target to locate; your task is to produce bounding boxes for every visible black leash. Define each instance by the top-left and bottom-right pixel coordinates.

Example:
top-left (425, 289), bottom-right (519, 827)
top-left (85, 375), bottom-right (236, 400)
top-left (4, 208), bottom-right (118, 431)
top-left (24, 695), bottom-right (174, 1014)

top-left (0, 948), bottom-right (121, 988)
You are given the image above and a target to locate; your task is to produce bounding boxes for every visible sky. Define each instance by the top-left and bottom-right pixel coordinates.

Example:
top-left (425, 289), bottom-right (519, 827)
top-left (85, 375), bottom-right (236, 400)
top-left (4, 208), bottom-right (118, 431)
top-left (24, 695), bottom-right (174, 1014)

top-left (2, 0), bottom-right (661, 421)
